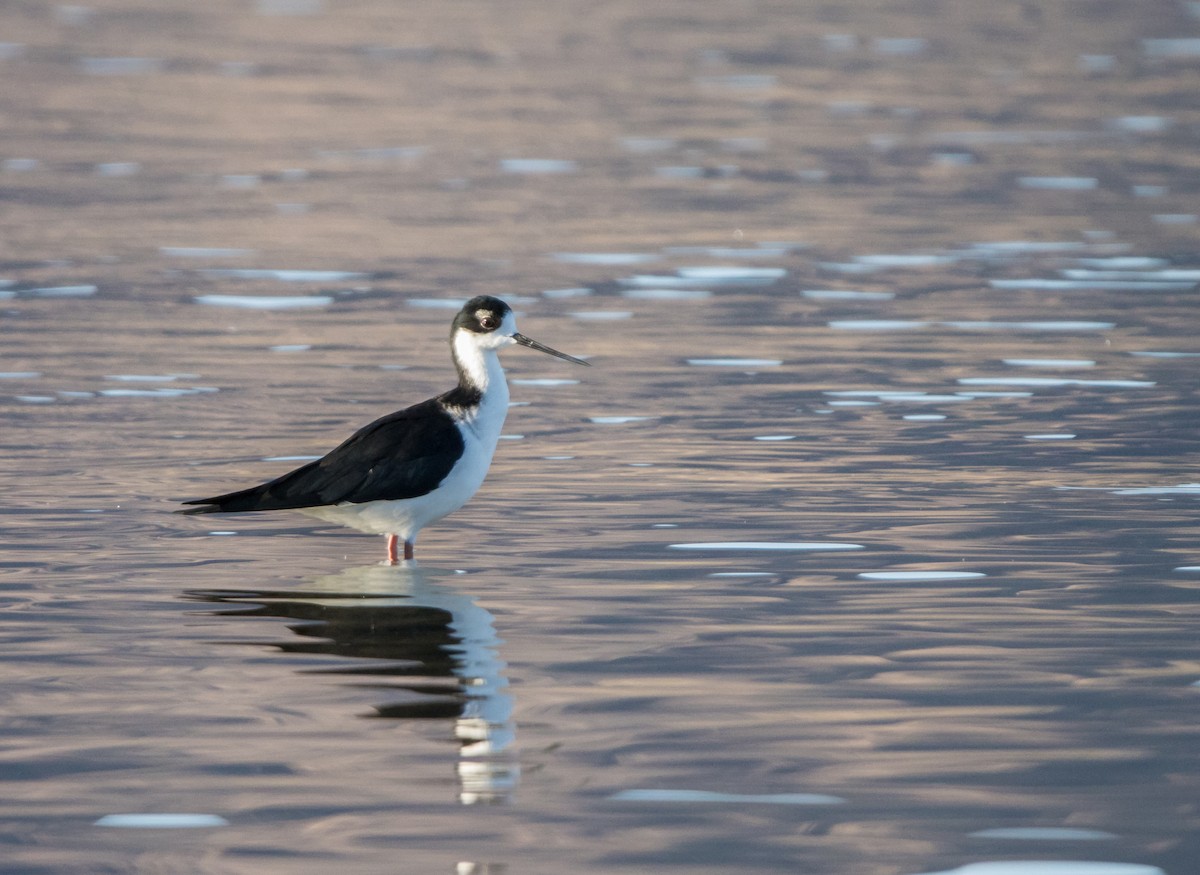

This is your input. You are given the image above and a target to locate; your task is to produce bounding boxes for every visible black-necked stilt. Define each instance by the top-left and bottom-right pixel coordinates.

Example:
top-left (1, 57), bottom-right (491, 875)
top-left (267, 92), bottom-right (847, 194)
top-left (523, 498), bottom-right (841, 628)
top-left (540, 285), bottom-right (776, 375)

top-left (181, 296), bottom-right (588, 562)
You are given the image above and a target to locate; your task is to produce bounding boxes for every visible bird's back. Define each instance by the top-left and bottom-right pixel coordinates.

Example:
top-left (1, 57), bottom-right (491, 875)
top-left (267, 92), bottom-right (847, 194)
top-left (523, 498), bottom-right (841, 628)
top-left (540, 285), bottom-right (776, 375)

top-left (181, 397), bottom-right (466, 514)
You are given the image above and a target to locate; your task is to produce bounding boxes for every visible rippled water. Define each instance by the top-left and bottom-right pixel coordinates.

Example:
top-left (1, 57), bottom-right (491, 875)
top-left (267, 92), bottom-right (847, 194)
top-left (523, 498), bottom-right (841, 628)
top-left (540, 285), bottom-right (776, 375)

top-left (2, 2), bottom-right (1199, 873)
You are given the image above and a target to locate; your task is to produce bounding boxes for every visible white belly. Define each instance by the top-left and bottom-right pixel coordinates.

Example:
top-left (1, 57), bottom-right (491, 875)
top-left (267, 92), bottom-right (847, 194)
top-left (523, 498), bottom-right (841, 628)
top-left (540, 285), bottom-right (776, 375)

top-left (302, 398), bottom-right (506, 542)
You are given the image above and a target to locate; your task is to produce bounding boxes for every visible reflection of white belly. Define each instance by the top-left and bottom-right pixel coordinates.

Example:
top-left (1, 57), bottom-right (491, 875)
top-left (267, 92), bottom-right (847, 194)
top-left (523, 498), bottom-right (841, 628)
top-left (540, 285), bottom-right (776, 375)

top-left (302, 413), bottom-right (501, 539)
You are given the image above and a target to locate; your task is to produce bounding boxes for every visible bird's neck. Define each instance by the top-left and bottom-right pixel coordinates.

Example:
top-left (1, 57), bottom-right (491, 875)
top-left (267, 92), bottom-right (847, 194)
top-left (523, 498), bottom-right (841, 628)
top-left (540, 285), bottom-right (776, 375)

top-left (449, 331), bottom-right (509, 408)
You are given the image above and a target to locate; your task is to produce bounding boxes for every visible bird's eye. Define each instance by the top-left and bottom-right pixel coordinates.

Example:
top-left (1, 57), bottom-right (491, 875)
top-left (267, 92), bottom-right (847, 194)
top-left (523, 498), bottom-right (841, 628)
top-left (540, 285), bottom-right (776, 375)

top-left (479, 315), bottom-right (498, 330)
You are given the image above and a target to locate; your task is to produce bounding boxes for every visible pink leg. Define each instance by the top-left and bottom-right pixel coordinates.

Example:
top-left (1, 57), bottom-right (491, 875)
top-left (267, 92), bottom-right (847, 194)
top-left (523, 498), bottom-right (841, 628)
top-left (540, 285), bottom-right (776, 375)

top-left (386, 534), bottom-right (399, 564)
top-left (404, 539), bottom-right (415, 561)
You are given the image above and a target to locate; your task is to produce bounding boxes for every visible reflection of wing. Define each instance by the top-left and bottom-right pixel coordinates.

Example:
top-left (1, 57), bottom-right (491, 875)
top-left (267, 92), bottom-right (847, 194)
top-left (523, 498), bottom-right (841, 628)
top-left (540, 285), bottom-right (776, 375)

top-left (186, 563), bottom-right (516, 804)
top-left (181, 399), bottom-right (464, 513)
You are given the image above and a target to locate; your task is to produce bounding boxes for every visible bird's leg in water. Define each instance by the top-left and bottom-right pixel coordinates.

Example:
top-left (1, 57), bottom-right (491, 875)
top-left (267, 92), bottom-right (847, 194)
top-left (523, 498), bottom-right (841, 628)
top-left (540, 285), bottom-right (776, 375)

top-left (384, 534), bottom-right (415, 563)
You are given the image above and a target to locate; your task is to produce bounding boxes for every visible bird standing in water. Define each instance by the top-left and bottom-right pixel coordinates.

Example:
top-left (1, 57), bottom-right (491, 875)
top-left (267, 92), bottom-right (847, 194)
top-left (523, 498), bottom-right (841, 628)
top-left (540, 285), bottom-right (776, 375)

top-left (181, 296), bottom-right (588, 562)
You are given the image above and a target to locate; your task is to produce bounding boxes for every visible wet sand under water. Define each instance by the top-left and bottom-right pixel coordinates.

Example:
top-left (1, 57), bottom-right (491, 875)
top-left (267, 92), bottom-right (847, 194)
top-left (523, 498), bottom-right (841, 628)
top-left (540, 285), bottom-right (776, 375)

top-left (1, 2), bottom-right (1199, 873)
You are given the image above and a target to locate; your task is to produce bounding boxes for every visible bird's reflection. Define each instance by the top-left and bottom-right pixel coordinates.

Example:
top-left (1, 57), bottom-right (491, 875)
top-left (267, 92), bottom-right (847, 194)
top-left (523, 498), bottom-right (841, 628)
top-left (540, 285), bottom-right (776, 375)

top-left (185, 563), bottom-right (516, 804)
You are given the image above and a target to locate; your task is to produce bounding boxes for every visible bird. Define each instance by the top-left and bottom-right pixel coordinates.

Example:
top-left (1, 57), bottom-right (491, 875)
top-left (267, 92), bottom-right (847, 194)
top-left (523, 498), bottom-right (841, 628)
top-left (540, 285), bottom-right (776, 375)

top-left (180, 295), bottom-right (588, 562)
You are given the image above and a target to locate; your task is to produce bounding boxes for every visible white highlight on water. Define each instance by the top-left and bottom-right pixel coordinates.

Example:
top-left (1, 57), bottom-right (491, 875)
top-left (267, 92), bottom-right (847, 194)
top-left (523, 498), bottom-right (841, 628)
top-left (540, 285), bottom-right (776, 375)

top-left (857, 571), bottom-right (987, 581)
top-left (95, 813), bottom-right (229, 828)
top-left (609, 789), bottom-right (844, 805)
top-left (194, 294), bottom-right (333, 310)
top-left (669, 542), bottom-right (865, 552)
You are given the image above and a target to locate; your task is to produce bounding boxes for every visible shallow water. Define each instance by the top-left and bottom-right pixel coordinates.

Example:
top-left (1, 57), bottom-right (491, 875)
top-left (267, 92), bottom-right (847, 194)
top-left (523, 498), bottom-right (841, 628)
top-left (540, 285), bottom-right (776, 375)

top-left (2, 2), bottom-right (1199, 873)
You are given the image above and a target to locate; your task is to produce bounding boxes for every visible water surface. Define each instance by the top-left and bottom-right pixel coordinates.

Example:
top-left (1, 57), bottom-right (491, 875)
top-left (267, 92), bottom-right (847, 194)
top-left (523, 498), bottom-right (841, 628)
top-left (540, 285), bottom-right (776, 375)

top-left (1, 2), bottom-right (1198, 873)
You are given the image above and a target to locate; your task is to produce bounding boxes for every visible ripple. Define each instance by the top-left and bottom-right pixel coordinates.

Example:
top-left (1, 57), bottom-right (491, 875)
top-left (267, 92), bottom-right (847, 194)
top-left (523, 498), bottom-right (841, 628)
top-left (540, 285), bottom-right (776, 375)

top-left (857, 571), bottom-right (987, 581)
top-left (407, 297), bottom-right (465, 309)
top-left (853, 254), bottom-right (959, 268)
top-left (19, 285), bottom-right (98, 298)
top-left (552, 252), bottom-right (659, 265)
top-left (95, 813), bottom-right (229, 829)
top-left (1110, 484), bottom-right (1200, 496)
top-left (1061, 268), bottom-right (1200, 282)
top-left (665, 245), bottom-right (792, 259)
top-left (989, 278), bottom-right (1193, 291)
top-left (1079, 54), bottom-right (1116, 73)
top-left (708, 572), bottom-right (776, 578)
top-left (694, 74), bottom-right (778, 90)
top-left (316, 146), bottom-right (425, 162)
top-left (1024, 434), bottom-right (1077, 441)
top-left (970, 827), bottom-right (1117, 840)
top-left (967, 240), bottom-right (1089, 255)
top-left (681, 266), bottom-right (787, 282)
top-left (1018, 176), bottom-right (1098, 190)
top-left (610, 789), bottom-right (844, 805)
top-left (828, 320), bottom-right (931, 331)
top-left (903, 414), bottom-right (946, 421)
top-left (80, 57), bottom-right (164, 76)
top-left (160, 247), bottom-right (255, 259)
top-left (105, 374), bottom-right (196, 382)
top-left (669, 542), bottom-right (865, 552)
top-left (617, 137), bottom-right (677, 154)
top-left (499, 158), bottom-right (578, 174)
top-left (803, 289), bottom-right (895, 301)
top-left (753, 435), bottom-right (796, 441)
top-left (824, 391), bottom-right (971, 404)
top-left (95, 162), bottom-right (141, 177)
top-left (257, 0), bottom-right (325, 14)
top-left (99, 387), bottom-right (218, 398)
top-left (687, 358), bottom-right (782, 367)
top-left (1, 159), bottom-right (37, 174)
top-left (1075, 257), bottom-right (1169, 269)
top-left (542, 287), bottom-right (593, 299)
top-left (621, 288), bottom-right (712, 301)
top-left (197, 269), bottom-right (366, 282)
top-left (873, 37), bottom-right (928, 56)
top-left (1143, 37), bottom-right (1200, 58)
top-left (958, 377), bottom-right (1154, 388)
top-left (589, 416), bottom-right (654, 424)
top-left (620, 267), bottom-right (785, 288)
top-left (194, 294), bottom-right (333, 310)
top-left (221, 174), bottom-right (260, 189)
top-left (883, 394), bottom-right (972, 403)
top-left (569, 311), bottom-right (633, 321)
top-left (943, 321), bottom-right (1116, 331)
top-left (1003, 359), bottom-right (1096, 368)
top-left (911, 862), bottom-right (1164, 875)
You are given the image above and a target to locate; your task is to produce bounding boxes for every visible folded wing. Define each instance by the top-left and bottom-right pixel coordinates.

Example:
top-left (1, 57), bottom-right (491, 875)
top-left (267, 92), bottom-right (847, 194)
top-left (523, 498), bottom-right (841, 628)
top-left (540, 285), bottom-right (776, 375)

top-left (180, 399), bottom-right (464, 514)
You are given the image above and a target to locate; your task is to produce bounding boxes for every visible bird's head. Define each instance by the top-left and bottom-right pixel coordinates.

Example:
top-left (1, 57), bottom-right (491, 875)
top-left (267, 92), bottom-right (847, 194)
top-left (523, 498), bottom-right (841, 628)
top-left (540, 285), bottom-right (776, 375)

top-left (452, 296), bottom-right (589, 365)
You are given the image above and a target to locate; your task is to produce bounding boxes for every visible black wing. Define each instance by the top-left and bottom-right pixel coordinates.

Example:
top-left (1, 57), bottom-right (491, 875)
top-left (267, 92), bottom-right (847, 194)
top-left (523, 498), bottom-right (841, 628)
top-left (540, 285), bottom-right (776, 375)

top-left (180, 398), bottom-right (464, 514)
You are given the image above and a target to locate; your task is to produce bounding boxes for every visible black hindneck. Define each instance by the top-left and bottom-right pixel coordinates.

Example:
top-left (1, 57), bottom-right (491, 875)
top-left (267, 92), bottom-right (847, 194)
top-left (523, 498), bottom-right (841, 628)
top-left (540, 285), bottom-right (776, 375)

top-left (440, 382), bottom-right (484, 409)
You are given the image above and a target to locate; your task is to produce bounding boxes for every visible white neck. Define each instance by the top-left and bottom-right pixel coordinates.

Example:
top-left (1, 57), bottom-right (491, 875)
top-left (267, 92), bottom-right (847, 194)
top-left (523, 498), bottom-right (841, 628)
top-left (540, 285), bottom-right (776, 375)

top-left (452, 330), bottom-right (507, 399)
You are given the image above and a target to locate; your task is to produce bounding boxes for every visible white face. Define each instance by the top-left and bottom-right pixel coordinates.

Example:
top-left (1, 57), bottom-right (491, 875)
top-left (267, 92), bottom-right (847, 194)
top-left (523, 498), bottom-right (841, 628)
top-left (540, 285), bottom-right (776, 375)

top-left (472, 308), bottom-right (519, 351)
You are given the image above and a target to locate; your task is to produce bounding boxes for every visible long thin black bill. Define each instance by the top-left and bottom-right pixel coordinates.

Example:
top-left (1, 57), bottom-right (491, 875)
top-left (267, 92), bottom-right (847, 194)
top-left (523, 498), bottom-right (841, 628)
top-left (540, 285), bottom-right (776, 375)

top-left (512, 333), bottom-right (590, 366)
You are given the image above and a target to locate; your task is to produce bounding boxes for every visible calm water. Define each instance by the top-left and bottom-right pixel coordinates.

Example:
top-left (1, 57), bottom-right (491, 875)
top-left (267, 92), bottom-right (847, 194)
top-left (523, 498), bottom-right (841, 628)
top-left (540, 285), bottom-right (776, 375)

top-left (2, 2), bottom-right (1198, 873)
